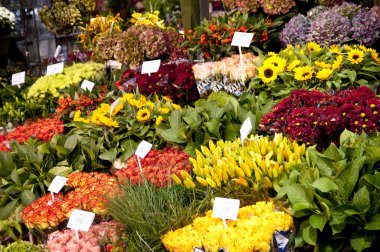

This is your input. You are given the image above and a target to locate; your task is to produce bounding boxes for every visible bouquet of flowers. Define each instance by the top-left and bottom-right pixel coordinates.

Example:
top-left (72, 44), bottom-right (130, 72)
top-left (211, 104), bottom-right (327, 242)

top-left (222, 0), bottom-right (296, 15)
top-left (0, 7), bottom-right (16, 35)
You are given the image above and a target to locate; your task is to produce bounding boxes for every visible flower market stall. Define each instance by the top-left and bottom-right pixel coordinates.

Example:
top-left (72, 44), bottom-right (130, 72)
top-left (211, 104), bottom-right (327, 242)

top-left (0, 1), bottom-right (380, 251)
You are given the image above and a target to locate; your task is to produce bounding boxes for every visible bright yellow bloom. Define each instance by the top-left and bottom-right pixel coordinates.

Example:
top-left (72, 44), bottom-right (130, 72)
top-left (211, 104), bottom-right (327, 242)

top-left (131, 12), bottom-right (142, 20)
top-left (158, 107), bottom-right (170, 114)
top-left (347, 49), bottom-right (364, 64)
top-left (258, 63), bottom-right (278, 84)
top-left (98, 116), bottom-right (119, 127)
top-left (294, 66), bottom-right (313, 81)
top-left (367, 48), bottom-right (380, 64)
top-left (286, 59), bottom-right (301, 71)
top-left (268, 52), bottom-right (276, 56)
top-left (171, 103), bottom-right (182, 111)
top-left (332, 55), bottom-right (344, 70)
top-left (136, 108), bottom-right (151, 122)
top-left (155, 116), bottom-right (164, 125)
top-left (329, 45), bottom-right (340, 54)
top-left (359, 45), bottom-right (368, 52)
top-left (162, 96), bottom-right (173, 103)
top-left (344, 44), bottom-right (352, 51)
top-left (316, 68), bottom-right (333, 80)
top-left (315, 61), bottom-right (332, 69)
top-left (145, 101), bottom-right (155, 110)
top-left (263, 56), bottom-right (287, 73)
top-left (307, 42), bottom-right (322, 53)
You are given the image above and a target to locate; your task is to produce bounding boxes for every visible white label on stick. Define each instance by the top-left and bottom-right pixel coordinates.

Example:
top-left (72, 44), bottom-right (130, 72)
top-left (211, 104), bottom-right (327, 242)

top-left (81, 80), bottom-right (95, 92)
top-left (54, 45), bottom-right (61, 58)
top-left (46, 62), bottom-right (64, 76)
top-left (135, 140), bottom-right (152, 159)
top-left (141, 60), bottom-right (161, 75)
top-left (12, 71), bottom-right (25, 86)
top-left (67, 209), bottom-right (95, 232)
top-left (48, 176), bottom-right (68, 194)
top-left (109, 98), bottom-right (121, 116)
top-left (231, 32), bottom-right (254, 47)
top-left (240, 117), bottom-right (253, 143)
top-left (106, 60), bottom-right (122, 69)
top-left (212, 197), bottom-right (240, 221)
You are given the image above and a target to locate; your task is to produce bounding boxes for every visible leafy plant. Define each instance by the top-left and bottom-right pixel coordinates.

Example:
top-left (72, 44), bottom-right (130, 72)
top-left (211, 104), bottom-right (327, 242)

top-left (0, 240), bottom-right (47, 252)
top-left (276, 130), bottom-right (380, 251)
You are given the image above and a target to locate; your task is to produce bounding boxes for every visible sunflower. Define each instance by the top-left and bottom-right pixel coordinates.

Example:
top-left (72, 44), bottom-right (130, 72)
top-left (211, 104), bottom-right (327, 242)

top-left (158, 107), bottom-right (170, 114)
top-left (316, 68), bottom-right (333, 80)
top-left (263, 56), bottom-right (287, 73)
top-left (347, 49), bottom-right (364, 64)
top-left (136, 108), bottom-right (151, 122)
top-left (314, 61), bottom-right (331, 69)
top-left (286, 59), bottom-right (301, 71)
top-left (294, 66), bottom-right (313, 81)
top-left (258, 63), bottom-right (278, 84)
top-left (155, 116), bottom-right (164, 126)
top-left (367, 48), bottom-right (380, 64)
top-left (332, 55), bottom-right (344, 70)
top-left (307, 42), bottom-right (321, 53)
top-left (329, 45), bottom-right (340, 54)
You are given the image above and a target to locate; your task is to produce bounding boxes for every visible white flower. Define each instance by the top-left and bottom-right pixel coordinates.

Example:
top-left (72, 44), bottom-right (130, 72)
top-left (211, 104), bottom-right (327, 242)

top-left (0, 7), bottom-right (16, 30)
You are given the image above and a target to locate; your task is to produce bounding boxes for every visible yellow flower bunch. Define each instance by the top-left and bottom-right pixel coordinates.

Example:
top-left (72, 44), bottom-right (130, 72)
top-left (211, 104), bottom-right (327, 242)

top-left (130, 11), bottom-right (165, 29)
top-left (74, 103), bottom-right (119, 127)
top-left (161, 201), bottom-right (293, 252)
top-left (173, 134), bottom-right (306, 191)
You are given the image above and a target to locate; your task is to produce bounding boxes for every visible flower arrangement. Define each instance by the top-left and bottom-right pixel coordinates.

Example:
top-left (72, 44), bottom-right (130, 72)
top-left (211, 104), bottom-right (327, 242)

top-left (192, 53), bottom-right (259, 97)
top-left (116, 61), bottom-right (198, 103)
top-left (27, 62), bottom-right (104, 98)
top-left (130, 10), bottom-right (165, 28)
top-left (39, 0), bottom-right (96, 35)
top-left (0, 116), bottom-right (64, 145)
top-left (161, 201), bottom-right (293, 252)
top-left (47, 221), bottom-right (125, 252)
top-left (0, 7), bottom-right (16, 35)
top-left (280, 2), bottom-right (380, 46)
top-left (114, 147), bottom-right (192, 187)
top-left (183, 12), bottom-right (283, 61)
top-left (222, 0), bottom-right (295, 15)
top-left (260, 86), bottom-right (380, 148)
top-left (250, 43), bottom-right (380, 99)
top-left (173, 134), bottom-right (305, 195)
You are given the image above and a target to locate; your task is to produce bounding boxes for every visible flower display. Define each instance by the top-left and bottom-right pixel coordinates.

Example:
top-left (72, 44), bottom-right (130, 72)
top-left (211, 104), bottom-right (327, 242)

top-left (116, 62), bottom-right (198, 103)
top-left (280, 3), bottom-right (380, 46)
top-left (0, 7), bottom-right (16, 35)
top-left (250, 43), bottom-right (380, 99)
top-left (260, 87), bottom-right (380, 148)
top-left (222, 0), bottom-right (260, 13)
top-left (174, 135), bottom-right (305, 193)
top-left (162, 201), bottom-right (293, 252)
top-left (47, 221), bottom-right (125, 252)
top-left (222, 0), bottom-right (295, 15)
top-left (130, 10), bottom-right (165, 28)
top-left (0, 116), bottom-right (64, 145)
top-left (114, 147), bottom-right (192, 188)
top-left (27, 62), bottom-right (104, 98)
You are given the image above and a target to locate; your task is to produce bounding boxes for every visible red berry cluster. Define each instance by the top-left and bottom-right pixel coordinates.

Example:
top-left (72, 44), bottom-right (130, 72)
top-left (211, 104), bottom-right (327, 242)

top-left (115, 147), bottom-right (192, 188)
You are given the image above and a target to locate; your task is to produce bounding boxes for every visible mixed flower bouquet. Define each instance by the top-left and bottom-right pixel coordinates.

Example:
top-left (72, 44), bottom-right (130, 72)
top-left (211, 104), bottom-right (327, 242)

top-left (280, 2), bottom-right (380, 46)
top-left (260, 86), bottom-right (380, 148)
top-left (0, 7), bottom-right (16, 35)
top-left (162, 201), bottom-right (293, 252)
top-left (183, 11), bottom-right (284, 61)
top-left (222, 0), bottom-right (296, 15)
top-left (250, 43), bottom-right (380, 99)
top-left (116, 61), bottom-right (198, 103)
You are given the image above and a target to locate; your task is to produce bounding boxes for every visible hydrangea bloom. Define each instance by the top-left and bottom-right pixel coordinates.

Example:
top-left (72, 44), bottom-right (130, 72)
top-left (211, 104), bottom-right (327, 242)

top-left (332, 2), bottom-right (362, 18)
top-left (259, 0), bottom-right (296, 15)
top-left (222, 0), bottom-right (260, 12)
top-left (279, 14), bottom-right (311, 45)
top-left (352, 7), bottom-right (380, 47)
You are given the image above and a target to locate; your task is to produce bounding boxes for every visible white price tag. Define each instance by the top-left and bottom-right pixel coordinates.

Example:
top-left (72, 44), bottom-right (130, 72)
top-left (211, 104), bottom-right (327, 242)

top-left (109, 98), bottom-right (121, 116)
top-left (81, 80), bottom-right (95, 92)
top-left (46, 62), bottom-right (64, 76)
top-left (67, 209), bottom-right (95, 232)
top-left (135, 140), bottom-right (153, 159)
top-left (212, 197), bottom-right (240, 221)
top-left (54, 45), bottom-right (61, 58)
top-left (141, 59), bottom-right (161, 75)
top-left (106, 60), bottom-right (122, 69)
top-left (240, 117), bottom-right (252, 143)
top-left (11, 71), bottom-right (25, 86)
top-left (275, 230), bottom-right (290, 252)
top-left (48, 176), bottom-right (68, 194)
top-left (193, 248), bottom-right (205, 252)
top-left (231, 32), bottom-right (254, 47)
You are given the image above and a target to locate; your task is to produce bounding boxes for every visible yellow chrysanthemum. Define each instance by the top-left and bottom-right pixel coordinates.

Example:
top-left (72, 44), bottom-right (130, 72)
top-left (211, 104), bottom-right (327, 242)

top-left (329, 45), bottom-right (340, 54)
top-left (136, 108), bottom-right (151, 122)
top-left (258, 64), bottom-right (278, 84)
top-left (307, 42), bottom-right (322, 53)
top-left (347, 49), bottom-right (364, 64)
top-left (158, 107), bottom-right (170, 114)
top-left (286, 59), bottom-right (301, 71)
top-left (294, 66), bottom-right (314, 81)
top-left (316, 68), bottom-right (333, 80)
top-left (263, 56), bottom-right (287, 73)
top-left (155, 116), bottom-right (164, 126)
top-left (314, 61), bottom-right (332, 69)
top-left (367, 48), bottom-right (380, 64)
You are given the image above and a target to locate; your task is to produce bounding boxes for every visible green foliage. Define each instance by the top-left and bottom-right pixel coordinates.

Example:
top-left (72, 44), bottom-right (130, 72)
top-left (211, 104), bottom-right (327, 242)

top-left (107, 181), bottom-right (213, 251)
top-left (0, 240), bottom-right (47, 251)
top-left (157, 91), bottom-right (275, 156)
top-left (276, 130), bottom-right (380, 251)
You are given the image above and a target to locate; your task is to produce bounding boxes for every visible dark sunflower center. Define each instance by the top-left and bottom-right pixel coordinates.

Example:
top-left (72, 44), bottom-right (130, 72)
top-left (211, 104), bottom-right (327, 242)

top-left (273, 62), bottom-right (278, 67)
top-left (264, 69), bottom-right (273, 78)
top-left (141, 112), bottom-right (148, 118)
top-left (353, 54), bottom-right (359, 60)
top-left (302, 72), bottom-right (310, 77)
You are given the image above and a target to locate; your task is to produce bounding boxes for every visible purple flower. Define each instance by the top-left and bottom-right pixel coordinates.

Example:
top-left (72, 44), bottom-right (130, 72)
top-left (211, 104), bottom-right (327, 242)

top-left (279, 14), bottom-right (311, 45)
top-left (352, 7), bottom-right (380, 46)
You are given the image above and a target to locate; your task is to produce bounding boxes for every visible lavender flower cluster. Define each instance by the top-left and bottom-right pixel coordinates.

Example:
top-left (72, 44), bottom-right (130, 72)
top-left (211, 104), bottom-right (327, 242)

top-left (280, 2), bottom-right (380, 46)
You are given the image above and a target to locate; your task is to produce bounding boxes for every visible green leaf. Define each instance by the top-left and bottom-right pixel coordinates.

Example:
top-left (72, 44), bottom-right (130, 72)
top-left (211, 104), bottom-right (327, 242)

top-left (205, 118), bottom-right (221, 138)
top-left (350, 234), bottom-right (374, 252)
top-left (324, 144), bottom-right (345, 161)
top-left (160, 129), bottom-right (186, 144)
top-left (48, 166), bottom-right (72, 177)
top-left (10, 169), bottom-right (20, 184)
top-left (21, 190), bottom-right (36, 205)
top-left (310, 214), bottom-right (327, 231)
top-left (120, 140), bottom-right (139, 162)
top-left (302, 224), bottom-right (317, 246)
top-left (353, 186), bottom-right (370, 213)
top-left (311, 177), bottom-right (338, 193)
top-left (98, 148), bottom-right (117, 162)
top-left (340, 129), bottom-right (355, 145)
top-left (346, 70), bottom-right (357, 84)
top-left (64, 134), bottom-right (78, 153)
top-left (0, 200), bottom-right (19, 220)
top-left (364, 214), bottom-right (380, 230)
top-left (169, 109), bottom-right (182, 131)
top-left (363, 172), bottom-right (380, 190)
